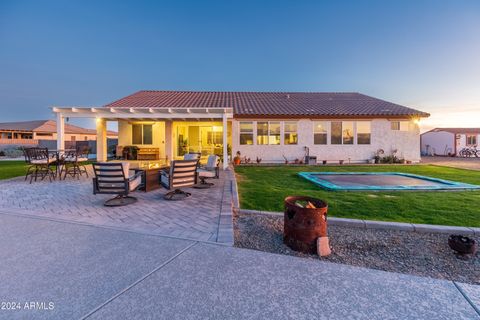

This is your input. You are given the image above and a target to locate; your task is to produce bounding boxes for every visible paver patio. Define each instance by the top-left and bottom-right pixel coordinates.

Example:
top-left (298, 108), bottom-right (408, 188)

top-left (0, 165), bottom-right (234, 244)
top-left (0, 212), bottom-right (478, 320)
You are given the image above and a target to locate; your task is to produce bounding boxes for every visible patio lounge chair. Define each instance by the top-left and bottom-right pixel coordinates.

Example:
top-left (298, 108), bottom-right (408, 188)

top-left (160, 159), bottom-right (198, 200)
top-left (195, 154), bottom-right (220, 188)
top-left (92, 162), bottom-right (143, 206)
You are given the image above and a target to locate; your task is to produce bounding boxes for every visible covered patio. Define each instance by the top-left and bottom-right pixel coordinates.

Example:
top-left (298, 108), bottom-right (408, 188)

top-left (52, 105), bottom-right (233, 169)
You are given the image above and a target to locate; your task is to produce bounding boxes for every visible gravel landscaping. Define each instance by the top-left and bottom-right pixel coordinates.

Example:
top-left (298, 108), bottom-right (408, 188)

top-left (233, 212), bottom-right (480, 285)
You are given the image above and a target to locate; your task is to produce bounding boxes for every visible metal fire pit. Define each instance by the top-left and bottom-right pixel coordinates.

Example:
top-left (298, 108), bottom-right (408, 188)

top-left (284, 196), bottom-right (328, 254)
top-left (448, 235), bottom-right (477, 258)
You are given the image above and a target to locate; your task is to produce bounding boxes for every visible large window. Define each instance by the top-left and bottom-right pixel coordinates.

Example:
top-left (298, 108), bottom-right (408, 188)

top-left (239, 122), bottom-right (254, 145)
top-left (132, 124), bottom-right (153, 145)
top-left (284, 122), bottom-right (298, 145)
top-left (391, 121), bottom-right (409, 131)
top-left (466, 134), bottom-right (477, 146)
top-left (256, 121), bottom-right (280, 145)
top-left (313, 121), bottom-right (328, 145)
top-left (356, 122), bottom-right (371, 144)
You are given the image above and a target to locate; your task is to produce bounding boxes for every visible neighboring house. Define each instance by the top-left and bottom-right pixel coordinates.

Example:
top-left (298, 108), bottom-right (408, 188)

top-left (52, 91), bottom-right (429, 167)
top-left (421, 128), bottom-right (480, 156)
top-left (0, 120), bottom-right (117, 146)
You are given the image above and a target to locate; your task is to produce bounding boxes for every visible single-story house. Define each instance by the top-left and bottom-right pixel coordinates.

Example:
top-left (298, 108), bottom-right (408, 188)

top-left (52, 91), bottom-right (429, 168)
top-left (0, 120), bottom-right (117, 146)
top-left (421, 128), bottom-right (480, 156)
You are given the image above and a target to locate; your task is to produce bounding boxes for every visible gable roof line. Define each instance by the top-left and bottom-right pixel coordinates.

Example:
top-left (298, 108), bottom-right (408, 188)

top-left (102, 90), bottom-right (430, 118)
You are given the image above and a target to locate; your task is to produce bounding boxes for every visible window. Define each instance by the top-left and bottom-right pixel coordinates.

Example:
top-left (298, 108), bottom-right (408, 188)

top-left (257, 122), bottom-right (268, 145)
top-left (342, 121), bottom-right (354, 144)
top-left (71, 136), bottom-right (76, 142)
top-left (331, 121), bottom-right (354, 144)
top-left (356, 122), bottom-right (371, 144)
top-left (331, 122), bottom-right (342, 144)
top-left (257, 121), bottom-right (280, 145)
top-left (132, 124), bottom-right (153, 145)
top-left (284, 122), bottom-right (298, 145)
top-left (466, 134), bottom-right (477, 146)
top-left (313, 121), bottom-right (328, 145)
top-left (391, 121), bottom-right (409, 131)
top-left (269, 122), bottom-right (281, 145)
top-left (239, 122), bottom-right (254, 145)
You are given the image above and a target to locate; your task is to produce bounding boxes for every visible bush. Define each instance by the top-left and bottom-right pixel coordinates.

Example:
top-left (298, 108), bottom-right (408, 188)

top-left (0, 151), bottom-right (5, 157)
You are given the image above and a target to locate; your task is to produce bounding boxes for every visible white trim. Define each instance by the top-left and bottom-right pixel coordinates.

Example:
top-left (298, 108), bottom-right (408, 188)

top-left (51, 107), bottom-right (233, 120)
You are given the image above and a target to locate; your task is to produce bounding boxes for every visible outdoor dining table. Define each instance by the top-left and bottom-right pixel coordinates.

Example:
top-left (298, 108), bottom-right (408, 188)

top-left (48, 149), bottom-right (75, 178)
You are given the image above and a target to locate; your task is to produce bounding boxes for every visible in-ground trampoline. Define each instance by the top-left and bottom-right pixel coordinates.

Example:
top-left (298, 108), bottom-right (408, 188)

top-left (298, 172), bottom-right (480, 191)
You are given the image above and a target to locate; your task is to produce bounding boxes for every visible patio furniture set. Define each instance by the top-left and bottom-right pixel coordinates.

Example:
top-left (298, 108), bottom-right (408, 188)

top-left (22, 147), bottom-right (89, 183)
top-left (92, 153), bottom-right (220, 206)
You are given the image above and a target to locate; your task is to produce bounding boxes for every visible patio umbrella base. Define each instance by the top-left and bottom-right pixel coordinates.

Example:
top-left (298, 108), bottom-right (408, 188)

top-left (104, 195), bottom-right (138, 207)
top-left (164, 189), bottom-right (191, 201)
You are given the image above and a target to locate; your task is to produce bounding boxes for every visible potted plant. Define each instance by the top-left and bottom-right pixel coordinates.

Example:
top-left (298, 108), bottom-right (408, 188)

top-left (374, 149), bottom-right (384, 164)
top-left (233, 151), bottom-right (242, 165)
top-left (256, 157), bottom-right (262, 164)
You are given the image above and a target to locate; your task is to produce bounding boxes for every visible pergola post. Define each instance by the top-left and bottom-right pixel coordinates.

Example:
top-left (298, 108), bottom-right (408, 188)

top-left (96, 118), bottom-right (107, 162)
top-left (56, 112), bottom-right (65, 150)
top-left (165, 120), bottom-right (173, 162)
top-left (222, 114), bottom-right (228, 170)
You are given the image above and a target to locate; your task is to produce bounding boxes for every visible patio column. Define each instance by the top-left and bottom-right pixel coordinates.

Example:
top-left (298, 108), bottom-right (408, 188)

top-left (56, 112), bottom-right (65, 150)
top-left (223, 114), bottom-right (228, 170)
top-left (165, 120), bottom-right (173, 162)
top-left (96, 118), bottom-right (107, 162)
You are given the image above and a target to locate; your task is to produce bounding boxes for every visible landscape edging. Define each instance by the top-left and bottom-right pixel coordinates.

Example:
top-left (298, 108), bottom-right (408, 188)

top-left (236, 208), bottom-right (480, 236)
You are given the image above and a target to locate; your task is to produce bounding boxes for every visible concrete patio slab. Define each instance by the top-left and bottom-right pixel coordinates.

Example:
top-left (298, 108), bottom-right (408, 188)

top-left (1, 211), bottom-right (478, 320)
top-left (0, 213), bottom-right (193, 320)
top-left (0, 165), bottom-right (234, 244)
top-left (456, 283), bottom-right (480, 314)
top-left (89, 244), bottom-right (479, 320)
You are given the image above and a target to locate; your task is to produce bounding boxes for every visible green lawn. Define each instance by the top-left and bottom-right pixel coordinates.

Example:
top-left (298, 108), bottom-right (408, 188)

top-left (234, 165), bottom-right (480, 227)
top-left (0, 161), bottom-right (28, 180)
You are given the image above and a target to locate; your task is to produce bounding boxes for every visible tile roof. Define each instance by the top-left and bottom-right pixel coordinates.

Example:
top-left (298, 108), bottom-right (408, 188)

top-left (103, 90), bottom-right (430, 117)
top-left (0, 120), bottom-right (117, 136)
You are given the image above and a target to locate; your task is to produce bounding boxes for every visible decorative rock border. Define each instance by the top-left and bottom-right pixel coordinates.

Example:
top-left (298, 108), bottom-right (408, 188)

top-left (236, 208), bottom-right (480, 236)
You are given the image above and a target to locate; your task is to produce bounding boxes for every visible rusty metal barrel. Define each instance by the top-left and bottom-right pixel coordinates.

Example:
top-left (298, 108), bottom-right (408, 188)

top-left (283, 196), bottom-right (328, 254)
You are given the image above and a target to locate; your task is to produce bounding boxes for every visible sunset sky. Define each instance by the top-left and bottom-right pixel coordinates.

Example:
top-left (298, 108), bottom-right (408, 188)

top-left (1, 0), bottom-right (479, 132)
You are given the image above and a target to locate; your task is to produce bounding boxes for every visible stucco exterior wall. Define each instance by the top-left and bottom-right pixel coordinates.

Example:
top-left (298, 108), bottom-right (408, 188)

top-left (118, 120), bottom-right (166, 158)
top-left (232, 118), bottom-right (421, 163)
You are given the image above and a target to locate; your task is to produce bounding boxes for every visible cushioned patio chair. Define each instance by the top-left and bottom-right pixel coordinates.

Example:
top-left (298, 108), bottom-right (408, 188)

top-left (62, 147), bottom-right (89, 179)
top-left (160, 159), bottom-right (198, 200)
top-left (195, 154), bottom-right (220, 188)
top-left (92, 162), bottom-right (143, 206)
top-left (183, 152), bottom-right (201, 161)
top-left (23, 147), bottom-right (56, 183)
